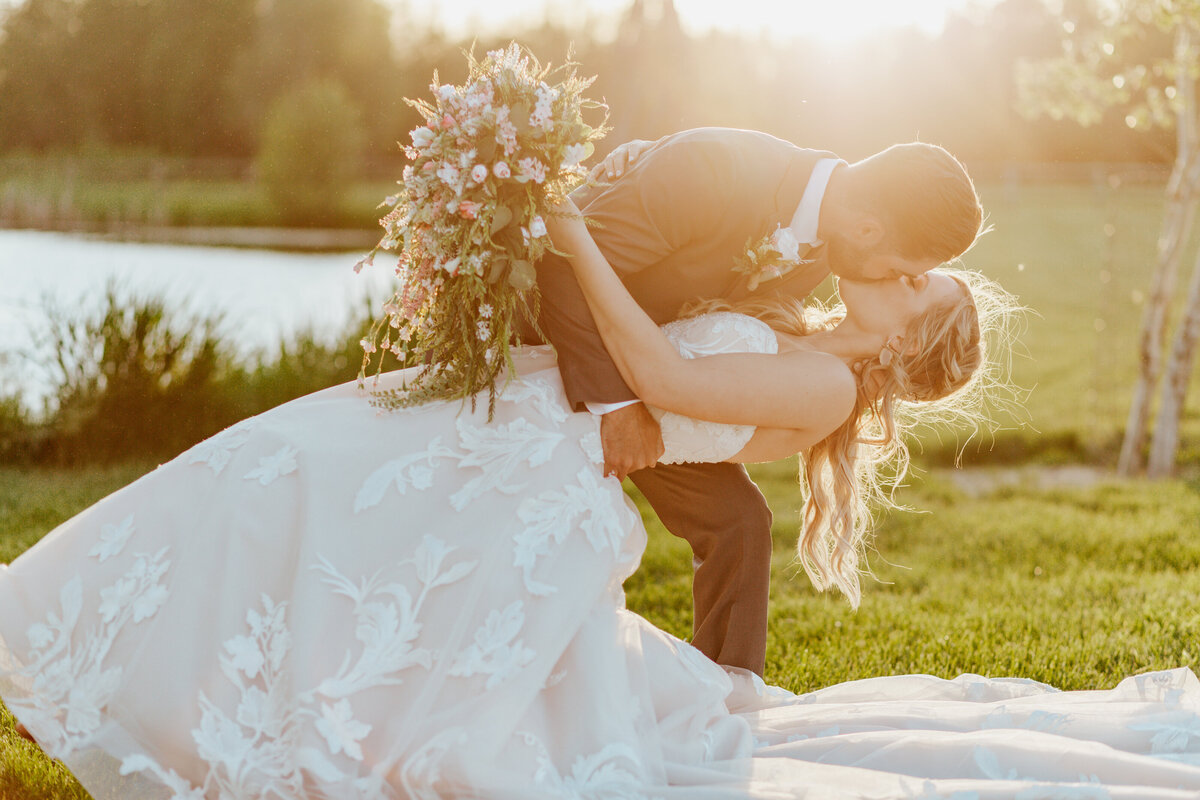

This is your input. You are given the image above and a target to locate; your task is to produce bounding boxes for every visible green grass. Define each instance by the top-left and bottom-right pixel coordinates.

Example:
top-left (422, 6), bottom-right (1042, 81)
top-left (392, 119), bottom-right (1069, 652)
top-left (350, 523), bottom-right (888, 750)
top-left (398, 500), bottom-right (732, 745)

top-left (3, 461), bottom-right (1198, 797)
top-left (625, 459), bottom-right (1200, 694)
top-left (0, 703), bottom-right (89, 800)
top-left (938, 180), bottom-right (1200, 465)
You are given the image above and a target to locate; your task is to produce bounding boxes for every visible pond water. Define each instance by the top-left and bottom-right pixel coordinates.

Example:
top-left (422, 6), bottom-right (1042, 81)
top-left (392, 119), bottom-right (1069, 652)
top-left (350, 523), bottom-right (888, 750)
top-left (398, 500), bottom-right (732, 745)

top-left (0, 229), bottom-right (395, 404)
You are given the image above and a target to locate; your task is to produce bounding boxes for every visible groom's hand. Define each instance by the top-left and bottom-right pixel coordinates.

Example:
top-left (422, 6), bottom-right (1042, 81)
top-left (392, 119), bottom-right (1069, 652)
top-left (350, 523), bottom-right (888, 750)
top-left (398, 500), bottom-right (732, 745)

top-left (600, 402), bottom-right (664, 481)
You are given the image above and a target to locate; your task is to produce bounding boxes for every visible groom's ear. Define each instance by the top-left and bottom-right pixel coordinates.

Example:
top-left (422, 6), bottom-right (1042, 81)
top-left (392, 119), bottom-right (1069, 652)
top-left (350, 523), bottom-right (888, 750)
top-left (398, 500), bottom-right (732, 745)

top-left (852, 214), bottom-right (886, 249)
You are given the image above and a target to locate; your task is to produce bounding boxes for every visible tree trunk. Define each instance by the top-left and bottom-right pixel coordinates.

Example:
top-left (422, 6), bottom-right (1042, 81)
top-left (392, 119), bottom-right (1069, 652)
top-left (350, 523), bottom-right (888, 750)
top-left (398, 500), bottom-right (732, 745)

top-left (1117, 23), bottom-right (1199, 475)
top-left (1116, 172), bottom-right (1195, 474)
top-left (1149, 235), bottom-right (1200, 476)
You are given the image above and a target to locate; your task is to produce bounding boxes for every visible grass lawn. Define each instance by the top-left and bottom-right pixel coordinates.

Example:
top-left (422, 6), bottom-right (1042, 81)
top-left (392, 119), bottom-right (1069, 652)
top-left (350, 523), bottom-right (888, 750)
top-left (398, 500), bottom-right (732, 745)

top-left (2, 460), bottom-right (1198, 797)
top-left (933, 179), bottom-right (1200, 464)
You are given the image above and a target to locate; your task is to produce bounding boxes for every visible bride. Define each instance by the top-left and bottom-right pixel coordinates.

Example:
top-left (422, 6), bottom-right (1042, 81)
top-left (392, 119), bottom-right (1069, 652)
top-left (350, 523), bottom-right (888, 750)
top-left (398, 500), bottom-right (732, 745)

top-left (2, 200), bottom-right (1198, 800)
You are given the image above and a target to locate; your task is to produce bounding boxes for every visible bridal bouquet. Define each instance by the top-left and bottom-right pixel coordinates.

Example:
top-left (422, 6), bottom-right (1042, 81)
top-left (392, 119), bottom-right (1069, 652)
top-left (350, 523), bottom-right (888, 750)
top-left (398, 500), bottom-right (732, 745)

top-left (357, 44), bottom-right (607, 415)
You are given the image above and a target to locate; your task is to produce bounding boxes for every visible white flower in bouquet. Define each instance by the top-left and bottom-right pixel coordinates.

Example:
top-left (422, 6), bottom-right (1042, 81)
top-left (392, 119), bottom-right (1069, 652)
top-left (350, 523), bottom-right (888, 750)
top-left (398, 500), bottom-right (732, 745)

top-left (562, 144), bottom-right (589, 168)
top-left (436, 163), bottom-right (461, 191)
top-left (410, 126), bottom-right (435, 148)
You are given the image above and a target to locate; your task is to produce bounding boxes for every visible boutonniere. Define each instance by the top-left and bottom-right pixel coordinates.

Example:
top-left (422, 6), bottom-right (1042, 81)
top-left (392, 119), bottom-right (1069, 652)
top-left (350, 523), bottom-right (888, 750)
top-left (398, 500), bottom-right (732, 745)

top-left (732, 224), bottom-right (812, 291)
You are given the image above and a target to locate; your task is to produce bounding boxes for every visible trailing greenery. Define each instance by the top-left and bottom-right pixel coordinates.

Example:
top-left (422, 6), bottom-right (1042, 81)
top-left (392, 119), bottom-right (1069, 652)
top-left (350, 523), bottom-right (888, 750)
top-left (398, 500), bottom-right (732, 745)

top-left (360, 44), bottom-right (606, 417)
top-left (1, 462), bottom-right (1197, 797)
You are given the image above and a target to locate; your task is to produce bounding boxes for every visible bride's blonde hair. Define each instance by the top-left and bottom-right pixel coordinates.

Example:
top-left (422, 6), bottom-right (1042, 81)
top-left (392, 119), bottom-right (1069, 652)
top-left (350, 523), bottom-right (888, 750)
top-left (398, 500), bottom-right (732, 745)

top-left (685, 268), bottom-right (1021, 608)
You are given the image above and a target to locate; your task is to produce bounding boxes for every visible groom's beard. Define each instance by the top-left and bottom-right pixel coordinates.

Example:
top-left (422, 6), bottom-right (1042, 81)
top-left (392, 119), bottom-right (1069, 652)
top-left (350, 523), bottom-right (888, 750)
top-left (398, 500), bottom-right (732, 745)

top-left (823, 231), bottom-right (873, 282)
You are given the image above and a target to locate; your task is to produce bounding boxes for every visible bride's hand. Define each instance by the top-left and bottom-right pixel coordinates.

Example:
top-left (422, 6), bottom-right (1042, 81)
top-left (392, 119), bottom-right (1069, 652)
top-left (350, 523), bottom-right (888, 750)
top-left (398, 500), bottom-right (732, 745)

top-left (589, 138), bottom-right (654, 181)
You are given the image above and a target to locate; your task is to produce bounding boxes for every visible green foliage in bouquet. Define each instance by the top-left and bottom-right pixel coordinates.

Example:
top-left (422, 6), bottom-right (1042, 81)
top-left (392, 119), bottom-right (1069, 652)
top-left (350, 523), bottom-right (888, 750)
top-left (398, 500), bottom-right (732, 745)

top-left (357, 44), bottom-right (608, 415)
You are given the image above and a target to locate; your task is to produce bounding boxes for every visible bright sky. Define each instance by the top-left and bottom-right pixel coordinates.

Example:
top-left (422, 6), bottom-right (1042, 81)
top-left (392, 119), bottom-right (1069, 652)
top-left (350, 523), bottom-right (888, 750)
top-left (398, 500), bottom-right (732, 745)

top-left (403, 0), bottom-right (986, 43)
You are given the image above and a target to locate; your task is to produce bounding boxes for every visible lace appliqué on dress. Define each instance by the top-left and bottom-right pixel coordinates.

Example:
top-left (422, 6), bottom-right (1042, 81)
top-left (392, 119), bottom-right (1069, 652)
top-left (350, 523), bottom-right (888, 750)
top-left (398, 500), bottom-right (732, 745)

top-left (649, 312), bottom-right (778, 465)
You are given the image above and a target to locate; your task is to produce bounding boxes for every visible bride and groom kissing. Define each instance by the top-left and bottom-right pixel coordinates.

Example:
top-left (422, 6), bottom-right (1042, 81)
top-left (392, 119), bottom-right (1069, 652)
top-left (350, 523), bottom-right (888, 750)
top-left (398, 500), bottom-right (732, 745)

top-left (10, 126), bottom-right (1199, 798)
top-left (536, 125), bottom-right (986, 676)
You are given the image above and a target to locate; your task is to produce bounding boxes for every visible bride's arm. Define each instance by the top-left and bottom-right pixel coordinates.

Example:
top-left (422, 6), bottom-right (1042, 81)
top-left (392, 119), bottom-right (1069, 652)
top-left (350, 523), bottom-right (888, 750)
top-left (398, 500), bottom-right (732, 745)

top-left (546, 201), bottom-right (856, 435)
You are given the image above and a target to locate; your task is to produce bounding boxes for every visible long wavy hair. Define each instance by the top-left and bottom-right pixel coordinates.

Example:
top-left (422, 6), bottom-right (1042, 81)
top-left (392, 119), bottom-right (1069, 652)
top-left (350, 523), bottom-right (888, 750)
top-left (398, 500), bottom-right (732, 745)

top-left (685, 268), bottom-right (1022, 607)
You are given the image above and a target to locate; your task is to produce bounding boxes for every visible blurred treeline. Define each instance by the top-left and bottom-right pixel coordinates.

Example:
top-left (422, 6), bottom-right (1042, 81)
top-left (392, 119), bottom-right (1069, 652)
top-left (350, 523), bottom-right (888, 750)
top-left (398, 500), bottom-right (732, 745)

top-left (0, 0), bottom-right (1176, 168)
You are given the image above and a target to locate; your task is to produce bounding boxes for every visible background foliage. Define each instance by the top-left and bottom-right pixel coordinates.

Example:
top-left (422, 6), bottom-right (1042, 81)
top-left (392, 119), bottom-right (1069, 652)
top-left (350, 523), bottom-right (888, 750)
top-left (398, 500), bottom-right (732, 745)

top-left (0, 0), bottom-right (1180, 166)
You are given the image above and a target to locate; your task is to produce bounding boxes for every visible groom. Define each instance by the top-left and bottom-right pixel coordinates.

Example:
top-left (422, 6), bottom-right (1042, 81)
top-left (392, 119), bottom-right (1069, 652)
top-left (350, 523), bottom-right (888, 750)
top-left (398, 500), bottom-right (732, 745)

top-left (533, 127), bottom-right (983, 676)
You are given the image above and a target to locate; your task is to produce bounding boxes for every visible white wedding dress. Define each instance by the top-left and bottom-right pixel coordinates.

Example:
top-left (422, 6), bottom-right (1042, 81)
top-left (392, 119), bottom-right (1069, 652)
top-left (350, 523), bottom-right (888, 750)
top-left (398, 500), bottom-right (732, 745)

top-left (3, 312), bottom-right (1199, 800)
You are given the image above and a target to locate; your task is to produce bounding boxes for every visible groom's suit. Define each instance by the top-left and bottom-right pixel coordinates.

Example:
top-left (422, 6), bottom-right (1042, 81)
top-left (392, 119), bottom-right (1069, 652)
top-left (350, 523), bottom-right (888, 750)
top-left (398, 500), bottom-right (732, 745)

top-left (534, 127), bottom-right (835, 676)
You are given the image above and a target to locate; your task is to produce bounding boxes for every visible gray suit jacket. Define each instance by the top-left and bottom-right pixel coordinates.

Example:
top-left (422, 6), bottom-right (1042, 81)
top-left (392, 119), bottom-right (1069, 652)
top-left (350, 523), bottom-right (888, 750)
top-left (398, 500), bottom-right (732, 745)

top-left (534, 126), bottom-right (835, 409)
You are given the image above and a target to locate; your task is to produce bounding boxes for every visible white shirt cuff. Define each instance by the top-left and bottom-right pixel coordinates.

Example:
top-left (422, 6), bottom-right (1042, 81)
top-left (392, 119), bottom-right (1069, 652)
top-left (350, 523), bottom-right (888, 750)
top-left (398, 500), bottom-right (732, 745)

top-left (585, 399), bottom-right (642, 415)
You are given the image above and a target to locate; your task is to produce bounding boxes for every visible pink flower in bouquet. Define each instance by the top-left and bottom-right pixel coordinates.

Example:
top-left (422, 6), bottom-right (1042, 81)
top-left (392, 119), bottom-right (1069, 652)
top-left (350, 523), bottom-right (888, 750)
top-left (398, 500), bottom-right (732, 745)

top-left (458, 201), bottom-right (480, 219)
top-left (471, 164), bottom-right (489, 183)
top-left (353, 253), bottom-right (374, 274)
top-left (493, 161), bottom-right (511, 179)
top-left (530, 84), bottom-right (559, 131)
top-left (441, 114), bottom-right (457, 130)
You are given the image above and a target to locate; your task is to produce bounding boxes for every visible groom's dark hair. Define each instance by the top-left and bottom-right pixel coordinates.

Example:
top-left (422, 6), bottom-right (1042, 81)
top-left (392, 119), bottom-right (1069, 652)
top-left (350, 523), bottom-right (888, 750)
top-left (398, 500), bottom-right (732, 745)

top-left (853, 142), bottom-right (983, 263)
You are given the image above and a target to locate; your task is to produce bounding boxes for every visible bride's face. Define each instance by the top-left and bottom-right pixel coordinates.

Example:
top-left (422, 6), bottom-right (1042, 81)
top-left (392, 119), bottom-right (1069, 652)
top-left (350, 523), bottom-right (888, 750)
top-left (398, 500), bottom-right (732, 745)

top-left (837, 271), bottom-right (964, 340)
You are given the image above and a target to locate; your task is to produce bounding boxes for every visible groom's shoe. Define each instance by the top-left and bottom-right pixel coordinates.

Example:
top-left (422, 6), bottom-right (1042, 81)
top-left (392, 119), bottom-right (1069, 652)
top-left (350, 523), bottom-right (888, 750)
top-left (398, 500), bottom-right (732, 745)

top-left (15, 721), bottom-right (36, 743)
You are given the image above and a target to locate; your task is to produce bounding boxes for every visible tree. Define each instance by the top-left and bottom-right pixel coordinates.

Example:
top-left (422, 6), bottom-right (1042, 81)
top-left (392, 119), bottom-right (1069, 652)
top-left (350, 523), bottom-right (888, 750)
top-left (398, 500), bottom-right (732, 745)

top-left (225, 0), bottom-right (403, 159)
top-left (0, 0), bottom-right (83, 150)
top-left (136, 0), bottom-right (256, 155)
top-left (1018, 0), bottom-right (1200, 477)
top-left (255, 78), bottom-right (365, 225)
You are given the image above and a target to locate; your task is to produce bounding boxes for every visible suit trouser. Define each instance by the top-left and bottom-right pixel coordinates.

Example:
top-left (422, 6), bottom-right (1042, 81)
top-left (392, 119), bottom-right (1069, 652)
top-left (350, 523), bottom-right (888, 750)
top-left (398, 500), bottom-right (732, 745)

top-left (628, 460), bottom-right (773, 677)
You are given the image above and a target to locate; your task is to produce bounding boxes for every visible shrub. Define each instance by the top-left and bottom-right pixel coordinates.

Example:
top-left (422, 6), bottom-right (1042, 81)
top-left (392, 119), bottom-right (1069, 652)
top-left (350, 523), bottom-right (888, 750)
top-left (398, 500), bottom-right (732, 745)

top-left (255, 78), bottom-right (366, 226)
top-left (1, 290), bottom-right (392, 465)
top-left (30, 286), bottom-right (241, 463)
